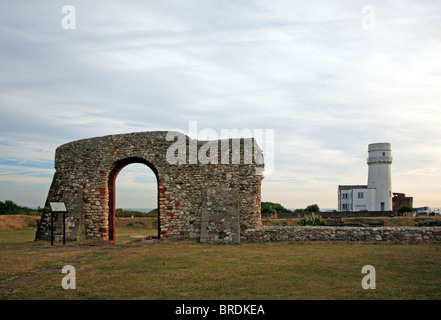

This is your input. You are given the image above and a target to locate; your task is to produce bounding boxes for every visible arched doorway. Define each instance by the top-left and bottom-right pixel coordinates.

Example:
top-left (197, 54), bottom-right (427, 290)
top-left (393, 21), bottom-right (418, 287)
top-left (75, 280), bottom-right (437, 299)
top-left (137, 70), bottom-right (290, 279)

top-left (108, 157), bottom-right (159, 243)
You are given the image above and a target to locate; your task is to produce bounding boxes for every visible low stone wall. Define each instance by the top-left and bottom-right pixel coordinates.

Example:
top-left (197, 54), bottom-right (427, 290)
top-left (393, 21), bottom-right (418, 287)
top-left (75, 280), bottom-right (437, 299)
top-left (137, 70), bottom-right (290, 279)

top-left (262, 211), bottom-right (396, 219)
top-left (318, 211), bottom-right (395, 219)
top-left (242, 226), bottom-right (441, 243)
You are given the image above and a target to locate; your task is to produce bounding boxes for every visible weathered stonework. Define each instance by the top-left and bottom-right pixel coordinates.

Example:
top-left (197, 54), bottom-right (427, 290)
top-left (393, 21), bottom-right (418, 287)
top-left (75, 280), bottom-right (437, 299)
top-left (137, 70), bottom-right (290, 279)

top-left (36, 130), bottom-right (438, 246)
top-left (242, 226), bottom-right (441, 242)
top-left (35, 131), bottom-right (264, 244)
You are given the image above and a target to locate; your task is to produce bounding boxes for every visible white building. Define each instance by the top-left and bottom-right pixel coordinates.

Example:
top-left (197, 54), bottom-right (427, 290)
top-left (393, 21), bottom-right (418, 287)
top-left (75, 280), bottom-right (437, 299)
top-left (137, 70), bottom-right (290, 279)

top-left (338, 143), bottom-right (392, 212)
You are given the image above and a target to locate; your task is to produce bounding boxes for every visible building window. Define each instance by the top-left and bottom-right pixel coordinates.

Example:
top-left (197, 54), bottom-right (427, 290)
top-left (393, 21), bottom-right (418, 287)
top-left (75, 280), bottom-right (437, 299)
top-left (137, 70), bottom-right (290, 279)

top-left (342, 193), bottom-right (348, 199)
top-left (342, 204), bottom-right (349, 211)
top-left (358, 192), bottom-right (364, 199)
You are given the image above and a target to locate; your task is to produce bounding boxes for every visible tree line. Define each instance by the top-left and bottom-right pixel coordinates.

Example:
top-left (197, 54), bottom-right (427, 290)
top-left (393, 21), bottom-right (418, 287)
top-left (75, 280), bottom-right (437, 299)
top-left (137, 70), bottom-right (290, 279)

top-left (0, 200), bottom-right (160, 218)
top-left (0, 200), bottom-right (43, 216)
top-left (261, 201), bottom-right (320, 214)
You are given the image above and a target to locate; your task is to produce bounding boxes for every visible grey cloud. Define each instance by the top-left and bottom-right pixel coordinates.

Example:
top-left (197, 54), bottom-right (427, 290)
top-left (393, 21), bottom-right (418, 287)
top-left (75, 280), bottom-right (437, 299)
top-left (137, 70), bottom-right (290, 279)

top-left (1, 0), bottom-right (440, 208)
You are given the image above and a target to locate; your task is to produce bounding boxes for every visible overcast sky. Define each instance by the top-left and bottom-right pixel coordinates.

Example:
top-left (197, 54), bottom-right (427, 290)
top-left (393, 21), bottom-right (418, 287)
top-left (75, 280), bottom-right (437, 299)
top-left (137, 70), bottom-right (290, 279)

top-left (1, 0), bottom-right (440, 209)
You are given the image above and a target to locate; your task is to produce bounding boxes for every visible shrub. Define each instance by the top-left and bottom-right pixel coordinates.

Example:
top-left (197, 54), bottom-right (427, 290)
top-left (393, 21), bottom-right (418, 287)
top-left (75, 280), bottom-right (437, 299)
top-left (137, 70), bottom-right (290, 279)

top-left (0, 200), bottom-right (42, 216)
top-left (305, 204), bottom-right (320, 213)
top-left (298, 213), bottom-right (327, 226)
top-left (115, 208), bottom-right (157, 217)
top-left (294, 204), bottom-right (321, 214)
top-left (261, 202), bottom-right (290, 214)
top-left (414, 220), bottom-right (441, 227)
top-left (397, 205), bottom-right (413, 216)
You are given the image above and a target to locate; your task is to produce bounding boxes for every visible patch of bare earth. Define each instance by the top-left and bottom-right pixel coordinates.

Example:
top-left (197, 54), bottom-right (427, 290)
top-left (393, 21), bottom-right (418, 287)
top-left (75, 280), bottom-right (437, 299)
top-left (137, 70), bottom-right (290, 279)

top-left (0, 215), bottom-right (40, 231)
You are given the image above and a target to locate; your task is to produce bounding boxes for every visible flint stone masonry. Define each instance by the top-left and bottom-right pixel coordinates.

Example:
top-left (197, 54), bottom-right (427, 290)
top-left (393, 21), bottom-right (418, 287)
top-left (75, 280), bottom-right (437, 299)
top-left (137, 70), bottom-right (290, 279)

top-left (242, 226), bottom-right (441, 242)
top-left (35, 131), bottom-right (264, 244)
top-left (35, 131), bottom-right (440, 246)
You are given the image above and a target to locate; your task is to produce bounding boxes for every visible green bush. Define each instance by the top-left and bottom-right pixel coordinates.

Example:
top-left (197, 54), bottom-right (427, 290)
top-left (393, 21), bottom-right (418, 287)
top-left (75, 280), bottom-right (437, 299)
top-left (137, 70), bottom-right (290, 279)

top-left (261, 202), bottom-right (321, 216)
top-left (294, 204), bottom-right (321, 214)
top-left (115, 208), bottom-right (157, 217)
top-left (397, 205), bottom-right (413, 215)
top-left (0, 200), bottom-right (42, 216)
top-left (261, 202), bottom-right (290, 214)
top-left (305, 204), bottom-right (320, 213)
top-left (414, 220), bottom-right (441, 227)
top-left (298, 213), bottom-right (327, 226)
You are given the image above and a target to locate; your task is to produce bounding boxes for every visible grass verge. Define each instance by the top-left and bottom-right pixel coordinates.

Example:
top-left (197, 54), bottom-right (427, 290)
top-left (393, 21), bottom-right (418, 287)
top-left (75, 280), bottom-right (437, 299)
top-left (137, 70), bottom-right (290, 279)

top-left (1, 227), bottom-right (441, 300)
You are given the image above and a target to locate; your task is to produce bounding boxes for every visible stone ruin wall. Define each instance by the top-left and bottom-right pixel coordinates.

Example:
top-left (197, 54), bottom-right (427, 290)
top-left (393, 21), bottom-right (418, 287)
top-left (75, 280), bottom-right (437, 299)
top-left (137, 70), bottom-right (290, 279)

top-left (35, 131), bottom-right (264, 244)
top-left (242, 226), bottom-right (441, 243)
top-left (35, 130), bottom-right (441, 246)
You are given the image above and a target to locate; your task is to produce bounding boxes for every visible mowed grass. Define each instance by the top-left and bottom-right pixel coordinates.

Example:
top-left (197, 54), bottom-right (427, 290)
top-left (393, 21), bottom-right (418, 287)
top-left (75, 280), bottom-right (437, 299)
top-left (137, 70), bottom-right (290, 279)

top-left (114, 217), bottom-right (158, 244)
top-left (1, 217), bottom-right (441, 300)
top-left (71, 242), bottom-right (441, 300)
top-left (1, 233), bottom-right (441, 300)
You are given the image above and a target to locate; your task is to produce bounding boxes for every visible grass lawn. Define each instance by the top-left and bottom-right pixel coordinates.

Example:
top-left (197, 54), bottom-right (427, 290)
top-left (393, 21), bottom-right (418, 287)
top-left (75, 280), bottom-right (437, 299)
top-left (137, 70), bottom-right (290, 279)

top-left (1, 223), bottom-right (441, 300)
top-left (114, 217), bottom-right (158, 244)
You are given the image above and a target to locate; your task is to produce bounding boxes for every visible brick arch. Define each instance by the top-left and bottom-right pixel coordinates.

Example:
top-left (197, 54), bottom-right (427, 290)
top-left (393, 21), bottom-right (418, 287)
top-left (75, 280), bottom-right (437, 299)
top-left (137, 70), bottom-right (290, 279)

top-left (107, 157), bottom-right (159, 243)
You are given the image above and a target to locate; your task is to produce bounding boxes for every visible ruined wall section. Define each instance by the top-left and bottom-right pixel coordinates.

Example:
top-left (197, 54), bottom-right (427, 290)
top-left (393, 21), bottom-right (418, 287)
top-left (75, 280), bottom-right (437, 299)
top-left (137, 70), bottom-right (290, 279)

top-left (36, 131), bottom-right (264, 244)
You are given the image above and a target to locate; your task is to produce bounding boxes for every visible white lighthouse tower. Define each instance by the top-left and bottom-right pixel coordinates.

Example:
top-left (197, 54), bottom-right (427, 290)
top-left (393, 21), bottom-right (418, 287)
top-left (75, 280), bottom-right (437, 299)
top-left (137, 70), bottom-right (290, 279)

top-left (367, 143), bottom-right (392, 211)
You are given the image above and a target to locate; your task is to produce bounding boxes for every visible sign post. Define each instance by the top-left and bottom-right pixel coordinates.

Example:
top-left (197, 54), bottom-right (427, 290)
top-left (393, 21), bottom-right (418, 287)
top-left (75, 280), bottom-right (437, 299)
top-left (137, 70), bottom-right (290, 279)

top-left (49, 202), bottom-right (68, 246)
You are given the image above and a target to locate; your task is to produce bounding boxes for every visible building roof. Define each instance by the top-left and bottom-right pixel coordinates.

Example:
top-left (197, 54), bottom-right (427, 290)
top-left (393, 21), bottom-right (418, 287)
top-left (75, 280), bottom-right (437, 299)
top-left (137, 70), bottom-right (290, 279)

top-left (338, 185), bottom-right (368, 190)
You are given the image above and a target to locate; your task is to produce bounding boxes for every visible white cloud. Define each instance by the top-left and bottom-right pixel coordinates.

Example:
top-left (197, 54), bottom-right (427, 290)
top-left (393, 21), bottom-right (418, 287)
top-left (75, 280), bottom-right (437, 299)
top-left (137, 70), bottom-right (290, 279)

top-left (1, 1), bottom-right (441, 208)
top-left (0, 164), bottom-right (54, 185)
top-left (114, 164), bottom-right (157, 208)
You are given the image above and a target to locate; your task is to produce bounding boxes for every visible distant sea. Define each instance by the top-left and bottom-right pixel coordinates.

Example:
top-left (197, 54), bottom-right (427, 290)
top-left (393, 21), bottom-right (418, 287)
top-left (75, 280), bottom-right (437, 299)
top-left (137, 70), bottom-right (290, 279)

top-left (121, 208), bottom-right (154, 212)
